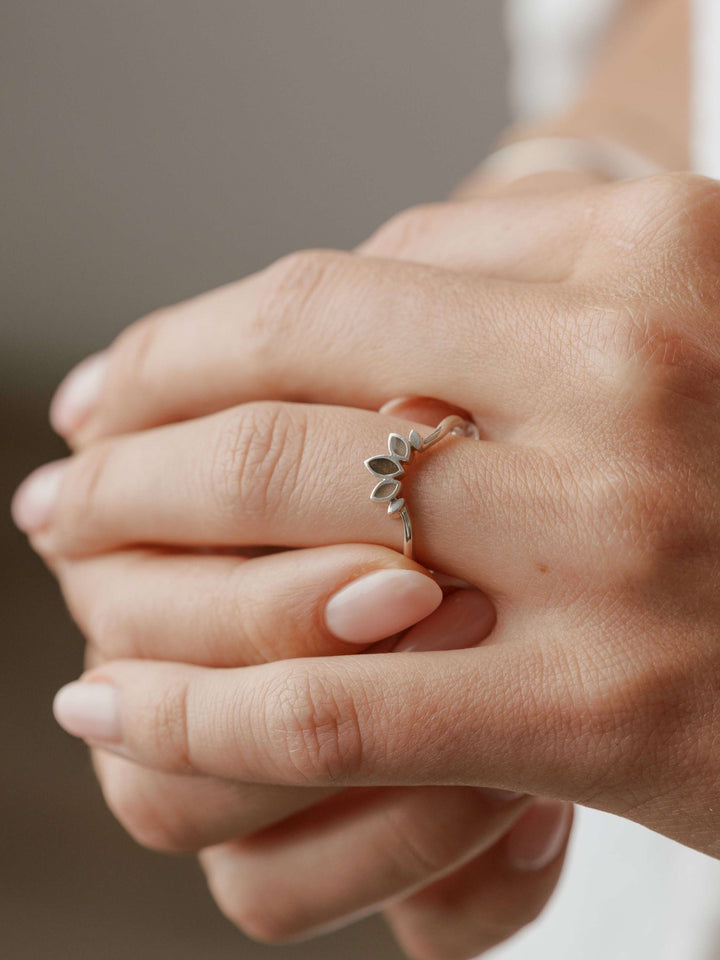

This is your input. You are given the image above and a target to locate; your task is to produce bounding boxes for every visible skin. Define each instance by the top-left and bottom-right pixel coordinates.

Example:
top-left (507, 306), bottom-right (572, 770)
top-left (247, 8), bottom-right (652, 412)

top-left (24, 397), bottom-right (573, 956)
top-left (13, 3), bottom-right (702, 957)
top-left (12, 168), bottom-right (720, 953)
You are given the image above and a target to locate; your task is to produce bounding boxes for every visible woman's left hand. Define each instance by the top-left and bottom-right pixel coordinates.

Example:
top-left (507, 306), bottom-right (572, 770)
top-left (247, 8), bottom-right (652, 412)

top-left (14, 173), bottom-right (720, 863)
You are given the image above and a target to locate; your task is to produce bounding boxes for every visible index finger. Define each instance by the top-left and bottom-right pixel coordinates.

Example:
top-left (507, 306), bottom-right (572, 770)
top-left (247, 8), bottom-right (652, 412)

top-left (16, 402), bottom-right (559, 592)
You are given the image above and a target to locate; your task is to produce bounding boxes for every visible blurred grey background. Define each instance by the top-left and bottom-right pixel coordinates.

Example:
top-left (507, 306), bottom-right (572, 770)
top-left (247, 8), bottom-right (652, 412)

top-left (1, 3), bottom-right (508, 957)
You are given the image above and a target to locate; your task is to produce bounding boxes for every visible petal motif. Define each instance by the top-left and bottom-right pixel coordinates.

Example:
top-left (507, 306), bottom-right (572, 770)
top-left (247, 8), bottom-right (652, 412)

top-left (409, 429), bottom-right (422, 450)
top-left (388, 497), bottom-right (405, 514)
top-left (388, 433), bottom-right (411, 461)
top-left (365, 456), bottom-right (403, 478)
top-left (371, 480), bottom-right (401, 501)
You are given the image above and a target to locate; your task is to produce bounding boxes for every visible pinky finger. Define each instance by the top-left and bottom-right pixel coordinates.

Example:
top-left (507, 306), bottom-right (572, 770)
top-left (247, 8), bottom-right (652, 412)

top-left (385, 801), bottom-right (572, 960)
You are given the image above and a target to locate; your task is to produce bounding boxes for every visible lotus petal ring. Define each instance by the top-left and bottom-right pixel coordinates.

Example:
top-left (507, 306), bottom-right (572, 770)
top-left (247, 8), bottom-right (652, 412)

top-left (364, 415), bottom-right (478, 560)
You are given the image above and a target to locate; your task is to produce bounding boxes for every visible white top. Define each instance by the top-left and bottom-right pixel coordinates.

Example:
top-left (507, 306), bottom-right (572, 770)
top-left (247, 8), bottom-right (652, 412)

top-left (507, 0), bottom-right (720, 177)
top-left (492, 2), bottom-right (720, 958)
top-left (505, 0), bottom-right (625, 120)
top-left (693, 0), bottom-right (720, 176)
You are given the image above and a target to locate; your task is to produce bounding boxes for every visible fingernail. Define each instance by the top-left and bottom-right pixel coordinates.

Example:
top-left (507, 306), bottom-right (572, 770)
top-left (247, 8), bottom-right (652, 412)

top-left (50, 351), bottom-right (108, 435)
top-left (53, 681), bottom-right (121, 743)
top-left (506, 801), bottom-right (572, 871)
top-left (325, 569), bottom-right (442, 644)
top-left (378, 397), bottom-right (413, 415)
top-left (11, 459), bottom-right (68, 533)
top-left (479, 788), bottom-right (526, 802)
top-left (392, 588), bottom-right (496, 652)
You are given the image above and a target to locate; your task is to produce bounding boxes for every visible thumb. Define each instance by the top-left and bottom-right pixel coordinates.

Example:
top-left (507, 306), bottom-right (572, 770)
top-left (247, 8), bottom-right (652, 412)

top-left (52, 643), bottom-right (590, 800)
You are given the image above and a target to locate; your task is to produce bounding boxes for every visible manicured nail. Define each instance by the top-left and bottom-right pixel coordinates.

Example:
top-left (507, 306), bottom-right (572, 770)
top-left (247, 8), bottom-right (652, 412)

top-left (11, 459), bottom-right (68, 532)
top-left (53, 681), bottom-right (121, 743)
top-left (506, 801), bottom-right (572, 871)
top-left (479, 788), bottom-right (526, 802)
top-left (378, 397), bottom-right (413, 415)
top-left (50, 351), bottom-right (108, 435)
top-left (325, 569), bottom-right (442, 644)
top-left (392, 588), bottom-right (496, 652)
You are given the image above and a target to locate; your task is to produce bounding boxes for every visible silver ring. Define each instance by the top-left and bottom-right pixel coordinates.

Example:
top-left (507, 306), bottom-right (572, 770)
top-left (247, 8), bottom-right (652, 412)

top-left (364, 415), bottom-right (478, 560)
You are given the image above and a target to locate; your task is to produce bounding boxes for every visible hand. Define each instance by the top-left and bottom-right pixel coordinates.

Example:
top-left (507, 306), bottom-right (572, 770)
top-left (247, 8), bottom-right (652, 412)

top-left (18, 173), bottom-right (590, 954)
top-left (15, 171), bottom-right (716, 936)
top-left (21, 390), bottom-right (572, 956)
top-left (67, 536), bottom-right (569, 954)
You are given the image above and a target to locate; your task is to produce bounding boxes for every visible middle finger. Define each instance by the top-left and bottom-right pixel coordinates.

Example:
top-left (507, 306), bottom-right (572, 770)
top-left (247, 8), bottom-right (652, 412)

top-left (60, 251), bottom-right (565, 446)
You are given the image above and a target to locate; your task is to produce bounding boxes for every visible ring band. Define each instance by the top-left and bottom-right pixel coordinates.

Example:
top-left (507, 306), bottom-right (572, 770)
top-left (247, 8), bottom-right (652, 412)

top-left (364, 415), bottom-right (478, 560)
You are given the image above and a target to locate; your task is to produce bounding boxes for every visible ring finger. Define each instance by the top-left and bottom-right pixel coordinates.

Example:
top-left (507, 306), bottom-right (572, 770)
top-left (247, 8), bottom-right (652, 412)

top-left (14, 403), bottom-right (566, 589)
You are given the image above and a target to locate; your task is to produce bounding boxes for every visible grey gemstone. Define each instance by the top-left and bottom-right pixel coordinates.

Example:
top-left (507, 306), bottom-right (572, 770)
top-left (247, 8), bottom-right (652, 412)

top-left (365, 456), bottom-right (403, 478)
top-left (388, 433), bottom-right (410, 461)
top-left (371, 480), bottom-right (401, 501)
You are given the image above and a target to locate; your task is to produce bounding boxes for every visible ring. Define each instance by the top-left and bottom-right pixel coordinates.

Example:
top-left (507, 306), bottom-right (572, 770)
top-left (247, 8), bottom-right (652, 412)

top-left (364, 415), bottom-right (478, 560)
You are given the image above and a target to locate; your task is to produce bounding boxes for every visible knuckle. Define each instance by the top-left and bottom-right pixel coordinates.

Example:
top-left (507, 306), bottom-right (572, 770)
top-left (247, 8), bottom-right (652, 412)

top-left (209, 401), bottom-right (305, 528)
top-left (658, 172), bottom-right (720, 221)
top-left (255, 248), bottom-right (341, 343)
top-left (580, 175), bottom-right (719, 303)
top-left (623, 173), bottom-right (717, 238)
top-left (633, 330), bottom-right (712, 412)
top-left (364, 204), bottom-right (447, 257)
top-left (581, 458), bottom-right (689, 592)
top-left (581, 303), bottom-right (720, 428)
top-left (618, 175), bottom-right (720, 290)
top-left (261, 664), bottom-right (364, 784)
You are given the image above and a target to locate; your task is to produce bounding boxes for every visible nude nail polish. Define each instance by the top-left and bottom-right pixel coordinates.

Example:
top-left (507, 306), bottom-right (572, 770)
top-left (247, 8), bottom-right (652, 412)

top-left (50, 351), bottom-right (108, 435)
top-left (325, 569), bottom-right (443, 645)
top-left (11, 459), bottom-right (68, 533)
top-left (506, 801), bottom-right (572, 871)
top-left (53, 681), bottom-right (122, 743)
top-left (392, 588), bottom-right (496, 652)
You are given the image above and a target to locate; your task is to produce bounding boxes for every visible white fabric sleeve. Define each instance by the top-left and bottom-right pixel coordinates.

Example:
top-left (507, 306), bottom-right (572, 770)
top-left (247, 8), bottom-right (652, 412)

top-left (505, 0), bottom-right (625, 120)
top-left (692, 0), bottom-right (720, 176)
